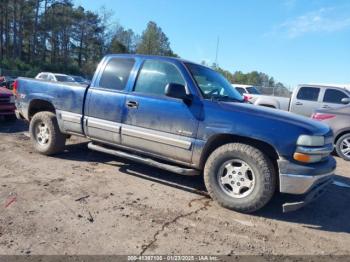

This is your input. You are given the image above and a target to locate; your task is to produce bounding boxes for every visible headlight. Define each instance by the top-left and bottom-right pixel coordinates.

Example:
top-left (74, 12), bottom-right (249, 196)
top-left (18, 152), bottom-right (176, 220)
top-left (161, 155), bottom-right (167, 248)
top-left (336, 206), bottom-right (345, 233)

top-left (297, 135), bottom-right (325, 146)
top-left (294, 135), bottom-right (329, 163)
top-left (10, 96), bottom-right (15, 103)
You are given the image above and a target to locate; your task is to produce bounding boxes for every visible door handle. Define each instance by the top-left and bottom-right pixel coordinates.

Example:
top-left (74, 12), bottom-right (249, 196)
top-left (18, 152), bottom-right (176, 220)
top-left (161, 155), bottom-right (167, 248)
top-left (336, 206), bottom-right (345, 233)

top-left (126, 100), bottom-right (138, 109)
top-left (295, 102), bottom-right (303, 106)
top-left (322, 105), bottom-right (330, 109)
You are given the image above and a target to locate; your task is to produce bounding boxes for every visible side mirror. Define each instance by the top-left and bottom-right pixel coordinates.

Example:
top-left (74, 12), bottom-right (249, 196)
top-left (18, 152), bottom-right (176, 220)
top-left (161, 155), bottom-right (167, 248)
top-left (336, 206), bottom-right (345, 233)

top-left (341, 98), bottom-right (350, 104)
top-left (165, 83), bottom-right (192, 102)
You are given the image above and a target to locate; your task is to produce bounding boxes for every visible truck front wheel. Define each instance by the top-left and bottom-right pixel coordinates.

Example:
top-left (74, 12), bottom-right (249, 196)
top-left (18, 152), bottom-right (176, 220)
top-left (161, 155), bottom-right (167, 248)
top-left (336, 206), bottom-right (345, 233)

top-left (204, 143), bottom-right (276, 213)
top-left (29, 111), bottom-right (66, 155)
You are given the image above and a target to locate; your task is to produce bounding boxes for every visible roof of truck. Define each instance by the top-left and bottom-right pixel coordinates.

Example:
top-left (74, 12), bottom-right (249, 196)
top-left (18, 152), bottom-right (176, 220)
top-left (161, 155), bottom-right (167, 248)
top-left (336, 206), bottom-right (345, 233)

top-left (37, 72), bottom-right (70, 76)
top-left (301, 83), bottom-right (350, 91)
top-left (104, 54), bottom-right (199, 65)
top-left (307, 83), bottom-right (350, 88)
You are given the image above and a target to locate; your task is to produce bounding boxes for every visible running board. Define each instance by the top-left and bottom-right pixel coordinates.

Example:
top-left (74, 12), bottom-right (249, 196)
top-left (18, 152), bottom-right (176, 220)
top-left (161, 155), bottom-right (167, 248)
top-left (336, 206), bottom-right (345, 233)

top-left (88, 142), bottom-right (199, 176)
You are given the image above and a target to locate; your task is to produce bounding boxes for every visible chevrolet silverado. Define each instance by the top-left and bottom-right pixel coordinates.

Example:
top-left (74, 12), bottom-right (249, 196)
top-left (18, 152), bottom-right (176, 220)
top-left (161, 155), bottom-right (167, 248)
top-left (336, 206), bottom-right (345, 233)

top-left (14, 54), bottom-right (336, 213)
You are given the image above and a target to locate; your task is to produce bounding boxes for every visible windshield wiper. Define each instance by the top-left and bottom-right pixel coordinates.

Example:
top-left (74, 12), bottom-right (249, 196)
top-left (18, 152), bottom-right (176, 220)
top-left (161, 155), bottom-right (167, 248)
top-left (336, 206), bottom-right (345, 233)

top-left (210, 95), bottom-right (243, 103)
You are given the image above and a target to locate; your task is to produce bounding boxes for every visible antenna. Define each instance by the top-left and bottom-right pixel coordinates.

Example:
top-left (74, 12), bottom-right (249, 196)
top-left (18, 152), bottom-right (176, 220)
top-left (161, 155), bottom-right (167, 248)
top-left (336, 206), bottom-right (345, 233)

top-left (215, 36), bottom-right (220, 67)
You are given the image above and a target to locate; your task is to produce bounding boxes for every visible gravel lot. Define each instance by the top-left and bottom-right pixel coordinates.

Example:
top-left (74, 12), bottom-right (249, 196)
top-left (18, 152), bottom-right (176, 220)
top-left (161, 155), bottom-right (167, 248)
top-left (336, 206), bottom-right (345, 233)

top-left (1, 119), bottom-right (350, 255)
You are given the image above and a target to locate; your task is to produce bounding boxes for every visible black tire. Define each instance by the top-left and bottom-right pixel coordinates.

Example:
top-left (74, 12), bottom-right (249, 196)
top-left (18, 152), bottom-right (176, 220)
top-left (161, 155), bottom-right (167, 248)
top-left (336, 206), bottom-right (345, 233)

top-left (29, 111), bottom-right (66, 155)
top-left (204, 143), bottom-right (276, 213)
top-left (335, 133), bottom-right (350, 161)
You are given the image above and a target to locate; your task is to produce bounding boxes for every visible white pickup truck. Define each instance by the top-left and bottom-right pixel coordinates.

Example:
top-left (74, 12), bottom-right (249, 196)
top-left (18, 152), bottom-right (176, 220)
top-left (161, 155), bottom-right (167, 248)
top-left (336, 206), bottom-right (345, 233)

top-left (233, 83), bottom-right (350, 117)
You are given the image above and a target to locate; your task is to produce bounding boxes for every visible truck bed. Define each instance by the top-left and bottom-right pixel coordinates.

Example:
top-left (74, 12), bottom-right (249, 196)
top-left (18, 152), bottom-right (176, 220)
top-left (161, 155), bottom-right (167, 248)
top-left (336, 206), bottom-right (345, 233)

top-left (16, 78), bottom-right (87, 117)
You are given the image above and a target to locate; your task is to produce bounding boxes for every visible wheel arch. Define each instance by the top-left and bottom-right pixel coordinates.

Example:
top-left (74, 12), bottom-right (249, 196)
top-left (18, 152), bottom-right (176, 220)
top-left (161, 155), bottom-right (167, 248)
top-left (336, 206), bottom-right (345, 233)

top-left (259, 104), bottom-right (276, 108)
top-left (254, 97), bottom-right (280, 109)
top-left (335, 130), bottom-right (350, 144)
top-left (28, 99), bottom-right (56, 120)
top-left (199, 134), bottom-right (280, 170)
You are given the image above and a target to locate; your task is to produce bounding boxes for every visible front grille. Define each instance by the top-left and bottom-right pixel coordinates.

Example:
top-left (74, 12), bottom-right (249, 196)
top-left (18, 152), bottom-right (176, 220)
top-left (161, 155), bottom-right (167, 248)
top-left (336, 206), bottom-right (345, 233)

top-left (0, 97), bottom-right (10, 104)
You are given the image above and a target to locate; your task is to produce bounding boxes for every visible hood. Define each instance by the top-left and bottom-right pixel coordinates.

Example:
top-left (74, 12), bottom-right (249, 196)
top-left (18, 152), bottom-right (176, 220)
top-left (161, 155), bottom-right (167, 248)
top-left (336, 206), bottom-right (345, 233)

top-left (220, 102), bottom-right (331, 136)
top-left (0, 87), bottom-right (13, 97)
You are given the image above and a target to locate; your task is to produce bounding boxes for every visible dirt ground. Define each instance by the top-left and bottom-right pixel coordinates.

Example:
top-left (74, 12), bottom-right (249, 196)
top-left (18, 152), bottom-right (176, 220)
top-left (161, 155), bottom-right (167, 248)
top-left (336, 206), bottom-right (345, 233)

top-left (1, 119), bottom-right (350, 256)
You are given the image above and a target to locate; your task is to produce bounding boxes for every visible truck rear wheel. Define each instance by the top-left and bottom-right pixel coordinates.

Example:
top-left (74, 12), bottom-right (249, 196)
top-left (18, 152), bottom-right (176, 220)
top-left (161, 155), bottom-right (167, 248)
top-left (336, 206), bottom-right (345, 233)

top-left (204, 143), bottom-right (276, 213)
top-left (29, 111), bottom-right (66, 155)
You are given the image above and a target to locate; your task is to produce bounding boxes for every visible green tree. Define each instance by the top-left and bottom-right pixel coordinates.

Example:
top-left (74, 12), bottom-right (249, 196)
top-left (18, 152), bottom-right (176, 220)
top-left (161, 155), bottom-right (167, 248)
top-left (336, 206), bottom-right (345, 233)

top-left (136, 21), bottom-right (176, 56)
top-left (109, 25), bottom-right (136, 54)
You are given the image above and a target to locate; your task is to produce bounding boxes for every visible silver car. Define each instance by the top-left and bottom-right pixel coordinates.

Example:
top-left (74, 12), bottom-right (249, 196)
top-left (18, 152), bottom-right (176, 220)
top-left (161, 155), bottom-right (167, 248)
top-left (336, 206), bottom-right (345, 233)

top-left (235, 83), bottom-right (350, 117)
top-left (312, 100), bottom-right (350, 161)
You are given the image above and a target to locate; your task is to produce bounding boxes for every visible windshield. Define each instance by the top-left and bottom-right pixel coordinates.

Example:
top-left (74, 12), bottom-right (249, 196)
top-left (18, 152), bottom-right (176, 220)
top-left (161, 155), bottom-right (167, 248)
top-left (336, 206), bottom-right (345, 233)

top-left (55, 75), bottom-right (75, 82)
top-left (246, 86), bottom-right (261, 94)
top-left (185, 63), bottom-right (243, 102)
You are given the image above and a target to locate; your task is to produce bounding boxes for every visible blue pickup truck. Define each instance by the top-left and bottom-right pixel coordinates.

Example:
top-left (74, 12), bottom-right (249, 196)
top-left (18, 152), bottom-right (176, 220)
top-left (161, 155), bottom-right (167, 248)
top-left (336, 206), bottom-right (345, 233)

top-left (14, 54), bottom-right (336, 213)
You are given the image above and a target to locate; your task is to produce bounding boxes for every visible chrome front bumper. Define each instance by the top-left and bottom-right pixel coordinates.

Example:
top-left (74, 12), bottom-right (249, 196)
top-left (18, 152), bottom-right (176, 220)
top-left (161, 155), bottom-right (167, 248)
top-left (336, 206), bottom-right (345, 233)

top-left (282, 176), bottom-right (334, 212)
top-left (278, 157), bottom-right (336, 212)
top-left (280, 171), bottom-right (333, 195)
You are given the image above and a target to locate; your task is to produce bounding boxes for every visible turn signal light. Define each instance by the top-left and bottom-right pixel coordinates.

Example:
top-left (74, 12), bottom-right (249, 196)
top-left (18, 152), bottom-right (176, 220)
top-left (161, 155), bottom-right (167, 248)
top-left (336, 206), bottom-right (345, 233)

top-left (293, 153), bottom-right (311, 163)
top-left (293, 152), bottom-right (323, 163)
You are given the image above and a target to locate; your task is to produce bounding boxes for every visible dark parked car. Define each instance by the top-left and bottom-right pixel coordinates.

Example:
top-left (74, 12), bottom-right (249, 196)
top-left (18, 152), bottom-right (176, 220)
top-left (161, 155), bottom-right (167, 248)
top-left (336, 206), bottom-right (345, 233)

top-left (0, 84), bottom-right (16, 120)
top-left (312, 99), bottom-right (350, 161)
top-left (14, 54), bottom-right (336, 213)
top-left (0, 76), bottom-right (16, 90)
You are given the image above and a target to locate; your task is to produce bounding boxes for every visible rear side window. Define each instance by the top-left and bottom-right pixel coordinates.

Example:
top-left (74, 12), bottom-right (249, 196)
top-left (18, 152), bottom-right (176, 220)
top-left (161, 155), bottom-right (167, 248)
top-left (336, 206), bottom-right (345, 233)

top-left (323, 89), bottom-right (348, 104)
top-left (134, 60), bottom-right (185, 96)
top-left (246, 86), bottom-right (261, 94)
top-left (235, 87), bottom-right (245, 95)
top-left (297, 87), bottom-right (320, 101)
top-left (39, 74), bottom-right (47, 80)
top-left (99, 58), bottom-right (135, 90)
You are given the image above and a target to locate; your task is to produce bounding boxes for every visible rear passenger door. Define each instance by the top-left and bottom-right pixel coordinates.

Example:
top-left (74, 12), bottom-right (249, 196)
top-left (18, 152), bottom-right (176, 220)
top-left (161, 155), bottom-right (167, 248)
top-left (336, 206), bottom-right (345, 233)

top-left (321, 88), bottom-right (349, 109)
top-left (290, 86), bottom-right (321, 117)
top-left (84, 57), bottom-right (136, 144)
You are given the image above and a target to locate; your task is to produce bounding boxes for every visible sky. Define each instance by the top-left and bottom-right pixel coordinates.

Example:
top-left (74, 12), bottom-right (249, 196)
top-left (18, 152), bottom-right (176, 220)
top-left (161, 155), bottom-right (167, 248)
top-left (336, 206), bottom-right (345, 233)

top-left (76, 0), bottom-right (350, 89)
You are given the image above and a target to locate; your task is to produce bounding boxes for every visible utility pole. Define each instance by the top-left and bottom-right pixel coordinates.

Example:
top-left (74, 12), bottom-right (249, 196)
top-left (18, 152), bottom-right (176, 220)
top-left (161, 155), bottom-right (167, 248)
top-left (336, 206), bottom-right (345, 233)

top-left (215, 36), bottom-right (220, 67)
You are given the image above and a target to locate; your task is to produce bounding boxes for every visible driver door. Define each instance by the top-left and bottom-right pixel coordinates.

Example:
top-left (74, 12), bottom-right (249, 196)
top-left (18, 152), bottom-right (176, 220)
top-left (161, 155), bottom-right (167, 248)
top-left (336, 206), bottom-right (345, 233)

top-left (121, 59), bottom-right (199, 163)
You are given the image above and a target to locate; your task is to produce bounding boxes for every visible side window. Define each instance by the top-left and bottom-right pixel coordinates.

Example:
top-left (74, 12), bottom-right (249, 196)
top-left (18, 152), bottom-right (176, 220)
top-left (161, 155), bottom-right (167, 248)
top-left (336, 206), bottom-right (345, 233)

top-left (39, 74), bottom-right (47, 80)
top-left (99, 58), bottom-right (135, 90)
top-left (323, 89), bottom-right (348, 104)
top-left (235, 87), bottom-right (245, 95)
top-left (297, 87), bottom-right (320, 101)
top-left (134, 60), bottom-right (185, 96)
